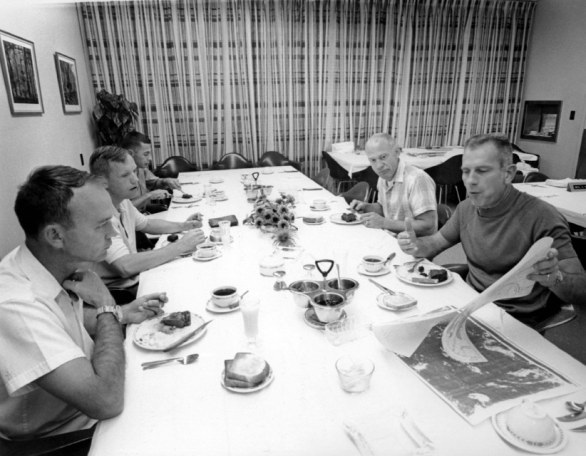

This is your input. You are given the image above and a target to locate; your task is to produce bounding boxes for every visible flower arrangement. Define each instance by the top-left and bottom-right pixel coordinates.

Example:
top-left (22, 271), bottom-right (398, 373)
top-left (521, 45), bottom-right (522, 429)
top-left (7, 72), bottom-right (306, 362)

top-left (244, 193), bottom-right (297, 246)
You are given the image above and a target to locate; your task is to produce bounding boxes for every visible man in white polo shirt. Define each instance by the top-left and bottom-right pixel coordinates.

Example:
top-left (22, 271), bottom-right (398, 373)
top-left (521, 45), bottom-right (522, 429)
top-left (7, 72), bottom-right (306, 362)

top-left (90, 146), bottom-right (206, 301)
top-left (350, 133), bottom-right (437, 235)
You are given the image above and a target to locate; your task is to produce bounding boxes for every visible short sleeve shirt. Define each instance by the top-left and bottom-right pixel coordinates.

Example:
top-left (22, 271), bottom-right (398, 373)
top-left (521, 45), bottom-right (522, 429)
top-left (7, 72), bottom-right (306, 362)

top-left (93, 199), bottom-right (148, 289)
top-left (0, 245), bottom-right (96, 439)
top-left (377, 158), bottom-right (437, 221)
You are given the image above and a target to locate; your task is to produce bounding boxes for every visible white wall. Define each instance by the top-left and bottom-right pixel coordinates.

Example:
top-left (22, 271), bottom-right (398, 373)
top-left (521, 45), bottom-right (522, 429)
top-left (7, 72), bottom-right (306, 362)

top-left (0, 2), bottom-right (96, 258)
top-left (517, 0), bottom-right (586, 178)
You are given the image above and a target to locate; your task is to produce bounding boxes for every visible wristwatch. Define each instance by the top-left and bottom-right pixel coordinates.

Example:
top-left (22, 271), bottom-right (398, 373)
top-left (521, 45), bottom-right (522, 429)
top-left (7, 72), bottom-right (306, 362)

top-left (96, 305), bottom-right (123, 323)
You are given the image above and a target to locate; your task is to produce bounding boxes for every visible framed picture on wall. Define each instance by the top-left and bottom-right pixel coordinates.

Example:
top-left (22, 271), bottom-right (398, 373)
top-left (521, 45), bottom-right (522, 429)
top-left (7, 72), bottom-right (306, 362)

top-left (0, 30), bottom-right (44, 115)
top-left (54, 52), bottom-right (82, 114)
top-left (520, 100), bottom-right (562, 142)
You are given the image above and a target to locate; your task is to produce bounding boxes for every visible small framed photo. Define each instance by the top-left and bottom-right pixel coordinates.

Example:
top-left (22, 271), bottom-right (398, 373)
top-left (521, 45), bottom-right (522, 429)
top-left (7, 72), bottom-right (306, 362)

top-left (520, 100), bottom-right (562, 142)
top-left (0, 30), bottom-right (44, 115)
top-left (54, 52), bottom-right (82, 114)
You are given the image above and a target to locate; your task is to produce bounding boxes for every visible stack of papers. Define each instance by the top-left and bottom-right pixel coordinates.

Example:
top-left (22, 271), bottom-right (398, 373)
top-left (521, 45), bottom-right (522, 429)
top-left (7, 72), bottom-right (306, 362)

top-left (332, 141), bottom-right (355, 153)
top-left (545, 178), bottom-right (586, 188)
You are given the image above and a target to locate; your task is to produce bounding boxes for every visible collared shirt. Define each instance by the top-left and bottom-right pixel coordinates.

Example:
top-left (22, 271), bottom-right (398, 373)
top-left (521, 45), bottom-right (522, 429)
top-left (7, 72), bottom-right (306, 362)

top-left (376, 158), bottom-right (437, 221)
top-left (0, 245), bottom-right (96, 439)
top-left (93, 199), bottom-right (148, 289)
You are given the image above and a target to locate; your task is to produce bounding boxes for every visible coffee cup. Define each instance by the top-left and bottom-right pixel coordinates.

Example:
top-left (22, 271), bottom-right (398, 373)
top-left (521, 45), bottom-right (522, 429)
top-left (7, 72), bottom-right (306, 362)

top-left (211, 286), bottom-right (239, 308)
top-left (196, 242), bottom-right (218, 258)
top-left (313, 199), bottom-right (327, 209)
top-left (362, 255), bottom-right (385, 273)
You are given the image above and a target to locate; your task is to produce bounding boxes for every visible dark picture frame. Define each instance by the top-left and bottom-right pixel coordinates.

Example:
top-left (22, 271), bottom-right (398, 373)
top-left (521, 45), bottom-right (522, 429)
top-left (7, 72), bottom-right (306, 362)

top-left (520, 100), bottom-right (562, 142)
top-left (0, 30), bottom-right (43, 115)
top-left (54, 52), bottom-right (82, 114)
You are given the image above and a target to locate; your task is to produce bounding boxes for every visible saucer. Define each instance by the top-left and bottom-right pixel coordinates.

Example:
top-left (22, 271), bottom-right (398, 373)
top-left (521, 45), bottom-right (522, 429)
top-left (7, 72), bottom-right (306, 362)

top-left (206, 299), bottom-right (240, 314)
top-left (220, 366), bottom-right (274, 393)
top-left (310, 205), bottom-right (331, 212)
top-left (213, 196), bottom-right (229, 202)
top-left (209, 178), bottom-right (224, 184)
top-left (261, 169), bottom-right (274, 175)
top-left (192, 250), bottom-right (223, 262)
top-left (304, 307), bottom-right (347, 330)
top-left (492, 411), bottom-right (567, 454)
top-left (303, 216), bottom-right (325, 225)
top-left (172, 195), bottom-right (202, 204)
top-left (376, 292), bottom-right (417, 312)
top-left (357, 264), bottom-right (390, 277)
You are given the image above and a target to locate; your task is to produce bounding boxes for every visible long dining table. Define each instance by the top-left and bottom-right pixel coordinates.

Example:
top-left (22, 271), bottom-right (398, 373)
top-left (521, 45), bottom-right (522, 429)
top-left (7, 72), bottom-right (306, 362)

top-left (89, 166), bottom-right (586, 456)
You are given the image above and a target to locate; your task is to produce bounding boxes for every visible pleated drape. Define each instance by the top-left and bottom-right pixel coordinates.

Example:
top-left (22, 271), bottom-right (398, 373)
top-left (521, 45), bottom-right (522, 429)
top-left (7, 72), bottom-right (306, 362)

top-left (79, 0), bottom-right (536, 174)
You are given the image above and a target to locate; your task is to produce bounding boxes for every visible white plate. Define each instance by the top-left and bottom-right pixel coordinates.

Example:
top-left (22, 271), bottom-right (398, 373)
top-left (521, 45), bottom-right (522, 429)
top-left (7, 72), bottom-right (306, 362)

top-left (303, 217), bottom-right (326, 225)
top-left (376, 292), bottom-right (417, 312)
top-left (310, 205), bottom-right (331, 212)
top-left (133, 312), bottom-right (206, 351)
top-left (330, 213), bottom-right (362, 225)
top-left (357, 264), bottom-right (390, 277)
top-left (261, 169), bottom-right (274, 175)
top-left (172, 195), bottom-right (202, 204)
top-left (213, 196), bottom-right (228, 202)
top-left (206, 299), bottom-right (240, 314)
top-left (209, 178), bottom-right (224, 184)
top-left (394, 262), bottom-right (453, 287)
top-left (221, 366), bottom-right (274, 393)
top-left (492, 411), bottom-right (567, 454)
top-left (192, 250), bottom-right (223, 262)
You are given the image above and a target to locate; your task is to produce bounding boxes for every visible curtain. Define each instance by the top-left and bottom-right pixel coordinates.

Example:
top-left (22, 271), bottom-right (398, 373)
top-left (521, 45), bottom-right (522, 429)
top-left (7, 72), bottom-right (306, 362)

top-left (79, 0), bottom-right (536, 174)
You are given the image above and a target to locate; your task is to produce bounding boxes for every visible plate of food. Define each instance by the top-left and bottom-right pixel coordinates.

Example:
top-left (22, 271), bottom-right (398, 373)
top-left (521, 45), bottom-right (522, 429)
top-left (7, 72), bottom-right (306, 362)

top-left (330, 212), bottom-right (362, 225)
top-left (172, 194), bottom-right (202, 204)
top-left (221, 352), bottom-right (274, 393)
top-left (134, 311), bottom-right (206, 351)
top-left (394, 261), bottom-right (453, 287)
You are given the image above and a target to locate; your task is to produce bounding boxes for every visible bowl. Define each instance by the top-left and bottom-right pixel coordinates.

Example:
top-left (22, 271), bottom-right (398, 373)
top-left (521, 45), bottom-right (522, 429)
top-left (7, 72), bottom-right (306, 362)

top-left (310, 291), bottom-right (346, 323)
top-left (288, 280), bottom-right (321, 308)
top-left (326, 278), bottom-right (359, 303)
top-left (211, 286), bottom-right (239, 308)
top-left (505, 400), bottom-right (557, 446)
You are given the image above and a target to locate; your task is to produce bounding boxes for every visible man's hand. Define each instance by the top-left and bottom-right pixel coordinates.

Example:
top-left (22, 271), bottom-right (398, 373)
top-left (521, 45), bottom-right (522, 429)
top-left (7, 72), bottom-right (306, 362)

top-left (527, 248), bottom-right (562, 288)
top-left (63, 270), bottom-right (115, 308)
top-left (161, 178), bottom-right (181, 190)
top-left (173, 229), bottom-right (206, 255)
top-left (349, 199), bottom-right (369, 213)
top-left (397, 218), bottom-right (420, 255)
top-left (182, 212), bottom-right (203, 230)
top-left (360, 212), bottom-right (386, 229)
top-left (121, 292), bottom-right (168, 324)
top-left (149, 189), bottom-right (170, 201)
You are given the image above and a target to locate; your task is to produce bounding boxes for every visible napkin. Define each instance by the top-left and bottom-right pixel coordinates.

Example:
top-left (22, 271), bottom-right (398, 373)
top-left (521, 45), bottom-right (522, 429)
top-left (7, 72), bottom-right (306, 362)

top-left (545, 178), bottom-right (586, 188)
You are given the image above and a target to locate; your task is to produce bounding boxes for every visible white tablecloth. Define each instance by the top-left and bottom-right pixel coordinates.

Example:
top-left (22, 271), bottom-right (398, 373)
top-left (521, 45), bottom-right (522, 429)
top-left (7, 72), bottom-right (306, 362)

top-left (89, 166), bottom-right (586, 456)
top-left (514, 183), bottom-right (586, 227)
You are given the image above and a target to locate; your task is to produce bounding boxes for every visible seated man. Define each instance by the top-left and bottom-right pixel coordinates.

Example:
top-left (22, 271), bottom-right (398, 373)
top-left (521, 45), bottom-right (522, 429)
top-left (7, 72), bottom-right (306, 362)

top-left (90, 146), bottom-right (206, 298)
top-left (349, 133), bottom-right (437, 235)
top-left (0, 166), bottom-right (166, 441)
top-left (119, 131), bottom-right (179, 213)
top-left (398, 134), bottom-right (586, 327)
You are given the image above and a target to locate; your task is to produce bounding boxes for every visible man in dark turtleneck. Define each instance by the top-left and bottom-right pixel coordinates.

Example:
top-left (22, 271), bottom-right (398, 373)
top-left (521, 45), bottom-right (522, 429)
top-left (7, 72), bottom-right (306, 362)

top-left (397, 134), bottom-right (586, 328)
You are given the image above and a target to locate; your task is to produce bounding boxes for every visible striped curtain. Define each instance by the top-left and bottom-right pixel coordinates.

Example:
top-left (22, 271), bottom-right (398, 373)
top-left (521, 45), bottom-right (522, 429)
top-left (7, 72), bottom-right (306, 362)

top-left (79, 0), bottom-right (536, 174)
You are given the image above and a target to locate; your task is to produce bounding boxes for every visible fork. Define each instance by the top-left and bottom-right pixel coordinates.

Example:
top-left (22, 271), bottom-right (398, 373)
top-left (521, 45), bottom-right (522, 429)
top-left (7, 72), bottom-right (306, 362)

top-left (142, 353), bottom-right (199, 370)
top-left (406, 258), bottom-right (425, 273)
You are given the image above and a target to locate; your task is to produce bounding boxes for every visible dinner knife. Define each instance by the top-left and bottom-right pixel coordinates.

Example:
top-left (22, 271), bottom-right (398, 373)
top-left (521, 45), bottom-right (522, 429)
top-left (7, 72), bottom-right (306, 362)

top-left (162, 320), bottom-right (213, 352)
top-left (302, 188), bottom-right (323, 191)
top-left (557, 410), bottom-right (586, 422)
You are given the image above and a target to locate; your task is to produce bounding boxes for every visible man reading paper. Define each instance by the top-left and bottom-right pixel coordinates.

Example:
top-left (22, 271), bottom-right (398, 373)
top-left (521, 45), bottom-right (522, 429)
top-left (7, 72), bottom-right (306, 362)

top-left (397, 134), bottom-right (586, 328)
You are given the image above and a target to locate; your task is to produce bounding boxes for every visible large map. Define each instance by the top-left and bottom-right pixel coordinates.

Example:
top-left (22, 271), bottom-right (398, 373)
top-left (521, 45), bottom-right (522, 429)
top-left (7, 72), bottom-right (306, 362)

top-left (398, 318), bottom-right (578, 425)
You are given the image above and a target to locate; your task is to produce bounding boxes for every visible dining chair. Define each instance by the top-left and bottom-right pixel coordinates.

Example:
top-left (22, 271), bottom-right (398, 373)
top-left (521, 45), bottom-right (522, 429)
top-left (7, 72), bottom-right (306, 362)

top-left (312, 168), bottom-right (331, 190)
top-left (340, 182), bottom-right (369, 204)
top-left (0, 426), bottom-right (95, 456)
top-left (437, 203), bottom-right (452, 230)
top-left (351, 166), bottom-right (379, 203)
top-left (154, 156), bottom-right (198, 178)
top-left (523, 171), bottom-right (549, 183)
top-left (571, 233), bottom-right (586, 268)
top-left (212, 153), bottom-right (253, 170)
top-left (257, 151), bottom-right (301, 170)
top-left (321, 151), bottom-right (357, 193)
top-left (424, 154), bottom-right (464, 205)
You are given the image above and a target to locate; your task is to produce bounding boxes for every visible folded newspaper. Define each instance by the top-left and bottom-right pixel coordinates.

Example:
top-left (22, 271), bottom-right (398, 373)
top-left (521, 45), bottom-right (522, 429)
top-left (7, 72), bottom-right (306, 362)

top-left (372, 237), bottom-right (553, 363)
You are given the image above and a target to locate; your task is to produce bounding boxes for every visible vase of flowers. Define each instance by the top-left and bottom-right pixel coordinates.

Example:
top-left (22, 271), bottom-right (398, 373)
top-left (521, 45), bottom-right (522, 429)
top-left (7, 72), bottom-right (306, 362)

top-left (244, 193), bottom-right (298, 246)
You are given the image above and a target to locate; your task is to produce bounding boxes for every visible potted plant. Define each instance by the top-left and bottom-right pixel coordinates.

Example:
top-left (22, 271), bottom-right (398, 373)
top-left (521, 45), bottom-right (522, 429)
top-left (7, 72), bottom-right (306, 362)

top-left (92, 89), bottom-right (139, 145)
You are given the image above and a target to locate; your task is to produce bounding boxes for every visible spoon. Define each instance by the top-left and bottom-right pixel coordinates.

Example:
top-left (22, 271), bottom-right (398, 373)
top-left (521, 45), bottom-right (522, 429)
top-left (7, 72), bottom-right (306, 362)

top-left (407, 258), bottom-right (425, 273)
top-left (384, 252), bottom-right (396, 265)
top-left (336, 264), bottom-right (345, 291)
top-left (567, 400), bottom-right (586, 412)
top-left (240, 290), bottom-right (250, 300)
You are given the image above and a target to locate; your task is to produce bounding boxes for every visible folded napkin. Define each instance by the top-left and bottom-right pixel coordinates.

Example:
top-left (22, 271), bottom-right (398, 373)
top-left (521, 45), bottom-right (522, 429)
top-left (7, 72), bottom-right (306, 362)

top-left (332, 141), bottom-right (355, 153)
top-left (545, 178), bottom-right (586, 188)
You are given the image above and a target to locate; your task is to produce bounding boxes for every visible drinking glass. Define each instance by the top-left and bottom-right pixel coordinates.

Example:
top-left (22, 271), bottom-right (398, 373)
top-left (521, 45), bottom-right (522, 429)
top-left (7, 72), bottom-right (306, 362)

top-left (335, 355), bottom-right (375, 393)
top-left (218, 220), bottom-right (231, 246)
top-left (240, 294), bottom-right (260, 348)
